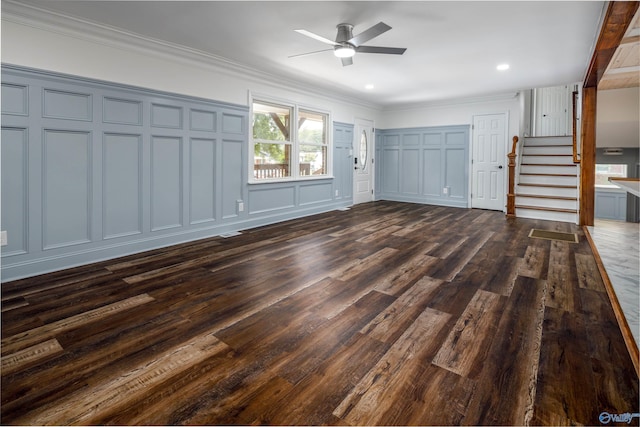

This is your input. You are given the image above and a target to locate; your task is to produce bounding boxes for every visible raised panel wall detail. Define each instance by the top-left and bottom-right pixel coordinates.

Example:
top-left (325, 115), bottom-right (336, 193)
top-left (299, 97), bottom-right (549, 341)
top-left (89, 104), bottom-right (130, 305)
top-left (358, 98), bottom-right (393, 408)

top-left (2, 83), bottom-right (28, 116)
top-left (190, 109), bottom-right (216, 132)
top-left (190, 138), bottom-right (217, 224)
top-left (595, 191), bottom-right (627, 221)
top-left (333, 123), bottom-right (354, 201)
top-left (401, 149), bottom-right (420, 194)
top-left (222, 113), bottom-right (244, 134)
top-left (151, 136), bottom-right (183, 231)
top-left (249, 186), bottom-right (296, 214)
top-left (221, 140), bottom-right (243, 219)
top-left (43, 130), bottom-right (91, 248)
top-left (377, 125), bottom-right (469, 207)
top-left (423, 149), bottom-right (441, 197)
top-left (1, 127), bottom-right (28, 255)
top-left (43, 89), bottom-right (92, 121)
top-left (445, 148), bottom-right (466, 199)
top-left (103, 97), bottom-right (142, 126)
top-left (151, 104), bottom-right (183, 128)
top-left (103, 133), bottom-right (142, 238)
top-left (1, 66), bottom-right (350, 281)
top-left (382, 149), bottom-right (400, 193)
top-left (300, 182), bottom-right (333, 205)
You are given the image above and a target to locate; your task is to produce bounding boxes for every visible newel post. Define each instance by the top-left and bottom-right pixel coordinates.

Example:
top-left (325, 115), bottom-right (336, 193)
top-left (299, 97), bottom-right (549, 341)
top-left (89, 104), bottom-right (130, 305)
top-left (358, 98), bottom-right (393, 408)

top-left (506, 136), bottom-right (518, 218)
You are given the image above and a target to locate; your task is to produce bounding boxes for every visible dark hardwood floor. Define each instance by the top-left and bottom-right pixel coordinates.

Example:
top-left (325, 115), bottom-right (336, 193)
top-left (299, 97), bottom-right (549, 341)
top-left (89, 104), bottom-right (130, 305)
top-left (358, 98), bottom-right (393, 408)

top-left (1, 201), bottom-right (638, 425)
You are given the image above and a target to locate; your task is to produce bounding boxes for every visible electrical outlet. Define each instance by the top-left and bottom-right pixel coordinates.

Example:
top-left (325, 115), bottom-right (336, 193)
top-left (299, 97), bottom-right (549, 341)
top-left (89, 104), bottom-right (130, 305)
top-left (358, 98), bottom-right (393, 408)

top-left (335, 189), bottom-right (339, 197)
top-left (443, 187), bottom-right (449, 195)
top-left (0, 231), bottom-right (7, 246)
top-left (237, 201), bottom-right (244, 212)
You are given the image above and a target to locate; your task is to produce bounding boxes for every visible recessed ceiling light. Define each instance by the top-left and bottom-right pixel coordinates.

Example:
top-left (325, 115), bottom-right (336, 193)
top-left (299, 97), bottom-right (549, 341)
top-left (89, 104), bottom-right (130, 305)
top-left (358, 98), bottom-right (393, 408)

top-left (497, 63), bottom-right (510, 71)
top-left (365, 84), bottom-right (374, 90)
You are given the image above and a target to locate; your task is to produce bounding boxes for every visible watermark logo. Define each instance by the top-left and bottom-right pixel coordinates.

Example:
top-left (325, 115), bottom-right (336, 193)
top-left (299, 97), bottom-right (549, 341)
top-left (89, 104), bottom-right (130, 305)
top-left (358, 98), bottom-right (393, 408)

top-left (599, 412), bottom-right (640, 424)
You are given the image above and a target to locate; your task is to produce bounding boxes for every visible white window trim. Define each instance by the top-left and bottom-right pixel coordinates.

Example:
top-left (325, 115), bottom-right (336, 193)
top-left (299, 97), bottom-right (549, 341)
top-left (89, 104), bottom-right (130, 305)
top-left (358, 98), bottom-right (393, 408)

top-left (249, 93), bottom-right (333, 184)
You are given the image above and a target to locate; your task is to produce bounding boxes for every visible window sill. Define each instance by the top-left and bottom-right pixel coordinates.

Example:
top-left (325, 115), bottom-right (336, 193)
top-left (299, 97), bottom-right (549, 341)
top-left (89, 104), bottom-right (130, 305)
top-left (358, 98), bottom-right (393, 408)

top-left (248, 176), bottom-right (334, 185)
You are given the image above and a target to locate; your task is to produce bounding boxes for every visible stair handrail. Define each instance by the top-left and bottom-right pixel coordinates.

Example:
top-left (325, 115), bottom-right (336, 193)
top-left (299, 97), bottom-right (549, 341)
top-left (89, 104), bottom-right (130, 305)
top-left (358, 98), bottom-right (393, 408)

top-left (506, 136), bottom-right (519, 218)
top-left (572, 90), bottom-right (581, 163)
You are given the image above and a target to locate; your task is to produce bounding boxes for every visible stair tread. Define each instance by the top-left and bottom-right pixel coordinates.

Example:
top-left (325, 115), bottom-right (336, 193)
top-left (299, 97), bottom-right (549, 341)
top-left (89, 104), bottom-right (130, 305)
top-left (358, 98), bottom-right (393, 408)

top-left (516, 205), bottom-right (577, 213)
top-left (521, 163), bottom-right (577, 167)
top-left (516, 194), bottom-right (577, 201)
top-left (523, 144), bottom-right (574, 147)
top-left (518, 183), bottom-right (577, 189)
top-left (520, 173), bottom-right (576, 177)
top-left (522, 154), bottom-right (573, 157)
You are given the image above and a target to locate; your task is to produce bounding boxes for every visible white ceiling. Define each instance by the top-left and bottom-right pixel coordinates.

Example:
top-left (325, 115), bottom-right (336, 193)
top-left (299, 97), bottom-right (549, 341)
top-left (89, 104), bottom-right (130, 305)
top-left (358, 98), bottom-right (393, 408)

top-left (10, 1), bottom-right (605, 107)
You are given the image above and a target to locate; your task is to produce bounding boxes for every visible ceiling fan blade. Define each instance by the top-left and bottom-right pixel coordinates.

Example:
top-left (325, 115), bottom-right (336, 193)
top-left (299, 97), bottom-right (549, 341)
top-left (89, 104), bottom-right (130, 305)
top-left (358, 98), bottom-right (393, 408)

top-left (356, 45), bottom-right (407, 55)
top-left (348, 22), bottom-right (391, 46)
top-left (288, 48), bottom-right (334, 58)
top-left (341, 57), bottom-right (353, 67)
top-left (294, 29), bottom-right (338, 46)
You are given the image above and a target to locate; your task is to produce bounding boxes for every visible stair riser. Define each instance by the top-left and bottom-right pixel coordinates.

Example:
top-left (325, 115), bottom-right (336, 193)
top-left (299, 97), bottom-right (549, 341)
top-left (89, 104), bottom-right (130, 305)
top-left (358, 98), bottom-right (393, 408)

top-left (516, 186), bottom-right (577, 198)
top-left (523, 136), bottom-right (574, 146)
top-left (515, 208), bottom-right (578, 224)
top-left (521, 155), bottom-right (575, 165)
top-left (520, 164), bottom-right (577, 175)
top-left (522, 146), bottom-right (574, 155)
top-left (515, 197), bottom-right (577, 210)
top-left (519, 175), bottom-right (577, 185)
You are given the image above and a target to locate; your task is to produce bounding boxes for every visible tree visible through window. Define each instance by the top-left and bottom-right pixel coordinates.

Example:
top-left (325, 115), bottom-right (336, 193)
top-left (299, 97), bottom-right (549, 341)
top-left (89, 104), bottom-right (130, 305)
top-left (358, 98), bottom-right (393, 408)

top-left (251, 99), bottom-right (329, 181)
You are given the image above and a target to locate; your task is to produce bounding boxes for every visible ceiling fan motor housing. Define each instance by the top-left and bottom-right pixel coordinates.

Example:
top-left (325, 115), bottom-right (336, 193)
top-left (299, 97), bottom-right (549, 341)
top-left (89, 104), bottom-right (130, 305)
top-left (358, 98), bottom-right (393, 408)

top-left (336, 23), bottom-right (354, 44)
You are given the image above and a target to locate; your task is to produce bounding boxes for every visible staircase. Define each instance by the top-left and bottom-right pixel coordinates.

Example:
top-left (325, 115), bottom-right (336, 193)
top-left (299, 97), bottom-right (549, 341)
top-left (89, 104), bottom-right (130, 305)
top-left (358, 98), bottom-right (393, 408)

top-left (514, 136), bottom-right (579, 223)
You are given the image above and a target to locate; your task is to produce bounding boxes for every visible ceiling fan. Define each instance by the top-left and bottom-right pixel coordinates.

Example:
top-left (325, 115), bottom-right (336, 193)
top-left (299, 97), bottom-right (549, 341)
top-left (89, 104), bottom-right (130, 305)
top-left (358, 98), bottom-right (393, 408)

top-left (290, 22), bottom-right (407, 66)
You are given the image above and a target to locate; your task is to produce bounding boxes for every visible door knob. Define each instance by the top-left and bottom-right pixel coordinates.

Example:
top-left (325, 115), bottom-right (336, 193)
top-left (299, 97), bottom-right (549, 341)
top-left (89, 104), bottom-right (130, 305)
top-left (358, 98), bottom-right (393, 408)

top-left (498, 165), bottom-right (503, 169)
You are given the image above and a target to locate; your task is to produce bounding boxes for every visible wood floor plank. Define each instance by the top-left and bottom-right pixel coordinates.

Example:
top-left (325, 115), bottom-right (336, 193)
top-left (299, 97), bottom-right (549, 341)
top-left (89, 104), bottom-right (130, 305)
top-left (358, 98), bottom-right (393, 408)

top-left (532, 306), bottom-right (600, 425)
top-left (432, 289), bottom-right (504, 378)
top-left (1, 293), bottom-right (155, 355)
top-left (1, 201), bottom-right (637, 425)
top-left (13, 331), bottom-right (229, 425)
top-left (463, 275), bottom-right (547, 425)
top-left (1, 338), bottom-right (63, 375)
top-left (575, 252), bottom-right (606, 292)
top-left (363, 276), bottom-right (443, 343)
top-left (333, 307), bottom-right (451, 425)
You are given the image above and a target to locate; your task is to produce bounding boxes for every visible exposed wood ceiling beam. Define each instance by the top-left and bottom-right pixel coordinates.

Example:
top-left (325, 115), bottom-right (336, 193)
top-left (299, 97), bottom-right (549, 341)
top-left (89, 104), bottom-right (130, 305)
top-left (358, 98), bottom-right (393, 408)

top-left (583, 1), bottom-right (639, 88)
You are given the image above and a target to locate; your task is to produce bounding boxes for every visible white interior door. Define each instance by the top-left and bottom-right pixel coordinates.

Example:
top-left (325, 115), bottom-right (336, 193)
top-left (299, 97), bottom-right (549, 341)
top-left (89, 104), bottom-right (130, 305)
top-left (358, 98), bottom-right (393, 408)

top-left (353, 118), bottom-right (374, 205)
top-left (472, 114), bottom-right (506, 211)
top-left (534, 85), bottom-right (570, 136)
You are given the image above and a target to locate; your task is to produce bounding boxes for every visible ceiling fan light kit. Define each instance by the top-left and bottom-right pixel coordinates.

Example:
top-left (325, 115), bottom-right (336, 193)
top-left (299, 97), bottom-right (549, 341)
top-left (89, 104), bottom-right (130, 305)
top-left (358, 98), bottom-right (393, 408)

top-left (292, 21), bottom-right (407, 66)
top-left (334, 44), bottom-right (356, 58)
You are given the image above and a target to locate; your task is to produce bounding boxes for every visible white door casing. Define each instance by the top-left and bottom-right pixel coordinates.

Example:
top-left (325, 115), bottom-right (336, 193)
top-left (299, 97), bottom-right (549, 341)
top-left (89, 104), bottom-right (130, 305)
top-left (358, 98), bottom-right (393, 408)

top-left (353, 118), bottom-right (374, 205)
top-left (472, 113), bottom-right (507, 211)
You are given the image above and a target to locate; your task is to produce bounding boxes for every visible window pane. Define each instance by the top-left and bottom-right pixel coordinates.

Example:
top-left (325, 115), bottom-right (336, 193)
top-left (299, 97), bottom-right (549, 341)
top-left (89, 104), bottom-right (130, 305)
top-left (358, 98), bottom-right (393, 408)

top-left (595, 164), bottom-right (627, 186)
top-left (298, 110), bottom-right (327, 145)
top-left (299, 144), bottom-right (327, 176)
top-left (253, 102), bottom-right (291, 142)
top-left (254, 143), bottom-right (291, 179)
top-left (360, 130), bottom-right (368, 172)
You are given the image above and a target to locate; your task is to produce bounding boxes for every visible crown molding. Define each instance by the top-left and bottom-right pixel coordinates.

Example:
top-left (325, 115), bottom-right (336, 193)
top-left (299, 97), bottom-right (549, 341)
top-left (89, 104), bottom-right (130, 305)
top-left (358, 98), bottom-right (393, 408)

top-left (1, 0), bottom-right (381, 111)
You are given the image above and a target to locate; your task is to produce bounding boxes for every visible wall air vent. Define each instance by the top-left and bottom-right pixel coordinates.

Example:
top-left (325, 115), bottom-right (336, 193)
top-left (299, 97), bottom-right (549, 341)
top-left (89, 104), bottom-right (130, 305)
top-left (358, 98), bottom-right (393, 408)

top-left (603, 148), bottom-right (623, 155)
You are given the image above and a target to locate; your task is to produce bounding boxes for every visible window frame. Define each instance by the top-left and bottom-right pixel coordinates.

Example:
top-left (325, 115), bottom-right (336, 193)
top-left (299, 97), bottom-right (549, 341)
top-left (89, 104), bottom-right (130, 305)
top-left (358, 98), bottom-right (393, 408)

top-left (249, 94), bottom-right (332, 184)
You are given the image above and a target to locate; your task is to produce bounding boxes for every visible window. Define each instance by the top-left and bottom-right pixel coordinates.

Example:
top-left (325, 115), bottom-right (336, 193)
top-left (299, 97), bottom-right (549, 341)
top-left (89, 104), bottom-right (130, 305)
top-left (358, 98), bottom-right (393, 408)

top-left (251, 98), bottom-right (329, 181)
top-left (595, 164), bottom-right (628, 187)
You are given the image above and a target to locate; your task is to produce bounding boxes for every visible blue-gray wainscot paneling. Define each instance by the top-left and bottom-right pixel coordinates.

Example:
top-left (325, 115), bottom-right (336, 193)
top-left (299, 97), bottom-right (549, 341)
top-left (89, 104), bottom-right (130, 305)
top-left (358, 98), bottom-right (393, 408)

top-left (1, 65), bottom-right (353, 281)
top-left (375, 125), bottom-right (470, 208)
top-left (595, 189), bottom-right (627, 221)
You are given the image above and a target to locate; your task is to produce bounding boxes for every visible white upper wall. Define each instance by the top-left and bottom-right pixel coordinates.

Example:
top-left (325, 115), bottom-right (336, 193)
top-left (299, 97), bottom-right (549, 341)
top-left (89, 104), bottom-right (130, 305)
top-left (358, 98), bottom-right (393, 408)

top-left (2, 16), bottom-right (521, 137)
top-left (597, 87), bottom-right (640, 148)
top-left (378, 94), bottom-right (521, 139)
top-left (1, 20), bottom-right (381, 125)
